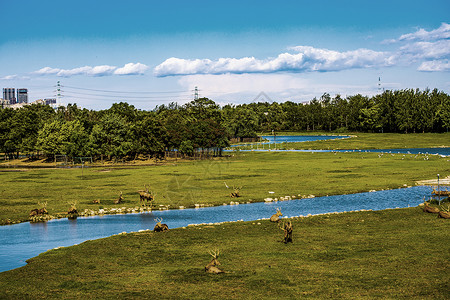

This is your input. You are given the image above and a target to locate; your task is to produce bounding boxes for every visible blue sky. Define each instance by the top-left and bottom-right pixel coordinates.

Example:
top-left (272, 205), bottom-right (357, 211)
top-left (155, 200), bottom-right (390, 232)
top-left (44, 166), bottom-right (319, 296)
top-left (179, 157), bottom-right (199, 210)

top-left (1, 0), bottom-right (449, 110)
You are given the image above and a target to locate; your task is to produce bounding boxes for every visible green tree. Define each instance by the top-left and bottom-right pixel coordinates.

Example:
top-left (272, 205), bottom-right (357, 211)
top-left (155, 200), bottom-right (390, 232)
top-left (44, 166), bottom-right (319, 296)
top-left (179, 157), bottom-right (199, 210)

top-left (36, 120), bottom-right (88, 158)
top-left (133, 113), bottom-right (165, 159)
top-left (89, 113), bottom-right (133, 161)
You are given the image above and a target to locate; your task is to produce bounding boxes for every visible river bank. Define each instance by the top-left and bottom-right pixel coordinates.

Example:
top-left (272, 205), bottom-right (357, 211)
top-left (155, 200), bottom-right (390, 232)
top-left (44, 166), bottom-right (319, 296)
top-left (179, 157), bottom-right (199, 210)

top-left (1, 150), bottom-right (448, 225)
top-left (1, 206), bottom-right (448, 299)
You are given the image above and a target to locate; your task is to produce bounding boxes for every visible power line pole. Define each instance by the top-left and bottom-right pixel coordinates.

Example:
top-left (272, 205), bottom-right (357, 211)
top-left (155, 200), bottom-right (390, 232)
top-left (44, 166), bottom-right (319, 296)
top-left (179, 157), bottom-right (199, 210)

top-left (194, 86), bottom-right (199, 100)
top-left (55, 81), bottom-right (63, 108)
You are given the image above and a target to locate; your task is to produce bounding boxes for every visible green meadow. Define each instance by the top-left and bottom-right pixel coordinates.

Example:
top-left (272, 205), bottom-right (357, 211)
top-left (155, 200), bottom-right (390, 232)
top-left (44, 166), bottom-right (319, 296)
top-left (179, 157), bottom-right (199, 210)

top-left (0, 149), bottom-right (448, 224)
top-left (0, 208), bottom-right (448, 299)
top-left (0, 133), bottom-right (449, 299)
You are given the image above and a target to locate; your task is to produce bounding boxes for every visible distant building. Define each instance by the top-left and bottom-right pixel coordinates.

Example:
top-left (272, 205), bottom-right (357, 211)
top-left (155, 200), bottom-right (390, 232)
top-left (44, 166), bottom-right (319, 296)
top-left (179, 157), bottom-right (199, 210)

top-left (0, 98), bottom-right (10, 108)
top-left (44, 98), bottom-right (57, 106)
top-left (8, 99), bottom-right (46, 110)
top-left (16, 88), bottom-right (28, 104)
top-left (3, 88), bottom-right (16, 104)
top-left (32, 99), bottom-right (45, 105)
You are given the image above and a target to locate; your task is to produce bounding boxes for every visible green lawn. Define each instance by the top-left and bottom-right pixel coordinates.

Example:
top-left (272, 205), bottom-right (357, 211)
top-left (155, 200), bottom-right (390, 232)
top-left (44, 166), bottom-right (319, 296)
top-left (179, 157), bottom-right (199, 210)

top-left (0, 208), bottom-right (448, 299)
top-left (1, 150), bottom-right (448, 224)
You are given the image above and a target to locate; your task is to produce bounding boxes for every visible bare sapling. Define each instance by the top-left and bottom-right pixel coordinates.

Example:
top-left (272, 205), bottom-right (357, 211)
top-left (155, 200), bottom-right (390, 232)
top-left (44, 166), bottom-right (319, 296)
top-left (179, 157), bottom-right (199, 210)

top-left (270, 208), bottom-right (283, 222)
top-left (279, 220), bottom-right (293, 243)
top-left (153, 217), bottom-right (169, 232)
top-left (29, 201), bottom-right (48, 217)
top-left (205, 249), bottom-right (225, 274)
top-left (138, 185), bottom-right (155, 207)
top-left (114, 191), bottom-right (124, 204)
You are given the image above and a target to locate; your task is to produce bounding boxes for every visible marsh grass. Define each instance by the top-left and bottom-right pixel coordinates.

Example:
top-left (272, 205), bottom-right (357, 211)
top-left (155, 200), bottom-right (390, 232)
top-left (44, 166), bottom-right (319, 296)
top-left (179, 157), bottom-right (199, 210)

top-left (0, 208), bottom-right (448, 299)
top-left (1, 151), bottom-right (448, 223)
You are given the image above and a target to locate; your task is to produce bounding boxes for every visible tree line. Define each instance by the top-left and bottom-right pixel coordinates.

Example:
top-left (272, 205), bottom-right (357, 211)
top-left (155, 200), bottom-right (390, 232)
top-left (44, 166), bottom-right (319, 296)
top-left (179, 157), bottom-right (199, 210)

top-left (0, 88), bottom-right (449, 161)
top-left (222, 88), bottom-right (450, 135)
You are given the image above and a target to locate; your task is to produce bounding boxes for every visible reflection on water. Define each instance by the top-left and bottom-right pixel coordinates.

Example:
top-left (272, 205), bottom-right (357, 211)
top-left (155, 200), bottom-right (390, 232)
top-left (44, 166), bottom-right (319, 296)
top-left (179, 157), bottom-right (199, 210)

top-left (0, 185), bottom-right (443, 273)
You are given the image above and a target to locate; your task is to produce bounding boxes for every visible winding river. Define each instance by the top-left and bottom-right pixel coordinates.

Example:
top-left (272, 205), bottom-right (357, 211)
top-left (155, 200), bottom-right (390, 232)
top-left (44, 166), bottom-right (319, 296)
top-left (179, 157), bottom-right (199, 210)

top-left (0, 185), bottom-right (441, 273)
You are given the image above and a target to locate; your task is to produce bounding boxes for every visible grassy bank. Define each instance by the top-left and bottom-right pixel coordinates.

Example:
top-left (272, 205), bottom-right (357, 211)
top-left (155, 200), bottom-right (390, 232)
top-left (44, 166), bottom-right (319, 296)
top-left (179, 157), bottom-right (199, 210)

top-left (246, 132), bottom-right (450, 150)
top-left (1, 150), bottom-right (449, 224)
top-left (0, 208), bottom-right (448, 299)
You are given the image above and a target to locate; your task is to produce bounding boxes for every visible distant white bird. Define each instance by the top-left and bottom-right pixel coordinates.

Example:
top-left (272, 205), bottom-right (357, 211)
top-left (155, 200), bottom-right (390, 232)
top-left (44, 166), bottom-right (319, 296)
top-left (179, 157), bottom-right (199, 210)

top-left (224, 182), bottom-right (229, 189)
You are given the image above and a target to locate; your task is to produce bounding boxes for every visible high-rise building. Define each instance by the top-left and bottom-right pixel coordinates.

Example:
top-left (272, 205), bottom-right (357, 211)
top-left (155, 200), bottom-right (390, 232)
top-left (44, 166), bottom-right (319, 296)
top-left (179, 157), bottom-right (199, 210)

top-left (17, 88), bottom-right (28, 104)
top-left (3, 88), bottom-right (16, 104)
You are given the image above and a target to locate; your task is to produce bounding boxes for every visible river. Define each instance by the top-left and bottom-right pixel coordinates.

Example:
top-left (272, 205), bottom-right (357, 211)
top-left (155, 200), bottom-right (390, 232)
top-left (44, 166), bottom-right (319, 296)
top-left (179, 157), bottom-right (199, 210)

top-left (0, 185), bottom-right (441, 273)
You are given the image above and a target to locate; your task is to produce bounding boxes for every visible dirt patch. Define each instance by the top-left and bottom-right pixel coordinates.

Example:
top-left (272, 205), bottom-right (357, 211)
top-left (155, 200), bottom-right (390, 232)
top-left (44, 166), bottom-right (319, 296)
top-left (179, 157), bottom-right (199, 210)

top-left (416, 177), bottom-right (450, 185)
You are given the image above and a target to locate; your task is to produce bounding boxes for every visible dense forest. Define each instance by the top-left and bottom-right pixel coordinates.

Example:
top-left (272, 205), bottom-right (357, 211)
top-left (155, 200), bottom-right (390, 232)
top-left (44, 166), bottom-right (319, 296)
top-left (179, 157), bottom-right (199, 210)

top-left (0, 88), bottom-right (449, 161)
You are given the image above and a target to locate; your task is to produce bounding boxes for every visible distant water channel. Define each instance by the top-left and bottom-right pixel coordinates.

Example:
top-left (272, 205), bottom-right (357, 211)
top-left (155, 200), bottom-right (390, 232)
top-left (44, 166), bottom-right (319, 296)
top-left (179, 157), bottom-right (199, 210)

top-left (262, 135), bottom-right (349, 143)
top-left (0, 185), bottom-right (441, 273)
top-left (233, 135), bottom-right (450, 156)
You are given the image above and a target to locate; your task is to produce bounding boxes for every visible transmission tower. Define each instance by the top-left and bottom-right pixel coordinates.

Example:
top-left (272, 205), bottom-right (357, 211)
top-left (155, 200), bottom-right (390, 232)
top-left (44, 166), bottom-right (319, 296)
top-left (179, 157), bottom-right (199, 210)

top-left (377, 76), bottom-right (385, 93)
top-left (55, 81), bottom-right (63, 107)
top-left (193, 86), bottom-right (199, 100)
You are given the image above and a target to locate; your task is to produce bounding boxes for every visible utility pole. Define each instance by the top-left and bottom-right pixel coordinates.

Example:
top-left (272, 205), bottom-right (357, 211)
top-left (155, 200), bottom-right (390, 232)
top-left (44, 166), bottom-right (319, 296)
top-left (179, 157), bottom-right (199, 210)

top-left (55, 81), bottom-right (63, 108)
top-left (194, 86), bottom-right (199, 100)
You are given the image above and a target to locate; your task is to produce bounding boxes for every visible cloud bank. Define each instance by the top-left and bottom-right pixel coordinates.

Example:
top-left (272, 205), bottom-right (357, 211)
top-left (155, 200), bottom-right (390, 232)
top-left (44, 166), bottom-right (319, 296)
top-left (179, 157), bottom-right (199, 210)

top-left (155, 23), bottom-right (450, 76)
top-left (33, 62), bottom-right (148, 77)
top-left (398, 22), bottom-right (450, 42)
top-left (154, 47), bottom-right (395, 77)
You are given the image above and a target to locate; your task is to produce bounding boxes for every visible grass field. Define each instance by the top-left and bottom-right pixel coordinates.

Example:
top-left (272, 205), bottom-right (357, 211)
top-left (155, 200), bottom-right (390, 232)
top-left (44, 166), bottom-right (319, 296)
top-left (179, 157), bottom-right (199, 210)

top-left (0, 207), bottom-right (448, 299)
top-left (1, 150), bottom-right (448, 224)
top-left (237, 132), bottom-right (450, 150)
top-left (0, 133), bottom-right (449, 298)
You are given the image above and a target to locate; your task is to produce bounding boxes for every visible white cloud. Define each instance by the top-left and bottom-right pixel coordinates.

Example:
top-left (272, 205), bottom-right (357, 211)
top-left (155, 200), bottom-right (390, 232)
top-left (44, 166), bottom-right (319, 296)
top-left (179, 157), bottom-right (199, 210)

top-left (31, 63), bottom-right (148, 77)
top-left (114, 63), bottom-right (148, 75)
top-left (34, 67), bottom-right (61, 75)
top-left (56, 66), bottom-right (94, 77)
top-left (418, 60), bottom-right (450, 72)
top-left (156, 23), bottom-right (450, 76)
top-left (89, 65), bottom-right (117, 76)
top-left (0, 75), bottom-right (18, 80)
top-left (398, 23), bottom-right (450, 42)
top-left (288, 46), bottom-right (395, 70)
top-left (390, 24), bottom-right (450, 72)
top-left (399, 40), bottom-right (450, 60)
top-left (154, 46), bottom-right (394, 77)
